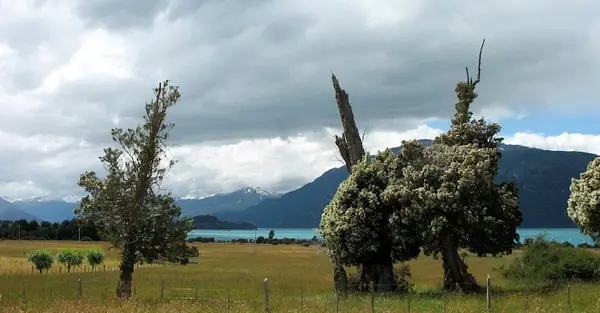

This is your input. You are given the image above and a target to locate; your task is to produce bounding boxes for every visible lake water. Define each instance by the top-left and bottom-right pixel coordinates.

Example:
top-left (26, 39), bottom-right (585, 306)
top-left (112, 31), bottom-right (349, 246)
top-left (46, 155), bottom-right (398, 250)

top-left (188, 228), bottom-right (595, 245)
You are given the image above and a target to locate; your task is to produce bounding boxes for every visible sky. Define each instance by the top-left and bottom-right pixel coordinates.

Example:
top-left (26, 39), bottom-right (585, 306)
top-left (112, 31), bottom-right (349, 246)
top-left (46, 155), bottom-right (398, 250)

top-left (1, 0), bottom-right (600, 201)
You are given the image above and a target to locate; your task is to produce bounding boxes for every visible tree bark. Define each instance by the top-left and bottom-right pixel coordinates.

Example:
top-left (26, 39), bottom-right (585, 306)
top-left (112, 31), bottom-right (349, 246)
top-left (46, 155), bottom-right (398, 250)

top-left (116, 242), bottom-right (136, 299)
top-left (359, 262), bottom-right (397, 292)
top-left (442, 236), bottom-right (480, 292)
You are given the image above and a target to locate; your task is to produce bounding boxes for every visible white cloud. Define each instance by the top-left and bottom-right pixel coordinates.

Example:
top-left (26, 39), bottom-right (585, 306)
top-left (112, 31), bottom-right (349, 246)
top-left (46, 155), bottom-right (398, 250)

top-left (505, 133), bottom-right (600, 155)
top-left (1, 0), bottom-right (600, 200)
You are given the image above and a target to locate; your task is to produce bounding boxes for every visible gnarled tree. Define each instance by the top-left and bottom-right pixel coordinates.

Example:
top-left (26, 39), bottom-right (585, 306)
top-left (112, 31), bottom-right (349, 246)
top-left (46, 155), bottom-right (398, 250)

top-left (385, 40), bottom-right (522, 291)
top-left (320, 150), bottom-right (421, 292)
top-left (76, 80), bottom-right (198, 299)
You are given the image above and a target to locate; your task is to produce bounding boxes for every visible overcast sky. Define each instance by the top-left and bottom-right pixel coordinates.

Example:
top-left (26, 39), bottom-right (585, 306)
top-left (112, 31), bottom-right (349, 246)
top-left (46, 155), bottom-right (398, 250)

top-left (1, 0), bottom-right (600, 201)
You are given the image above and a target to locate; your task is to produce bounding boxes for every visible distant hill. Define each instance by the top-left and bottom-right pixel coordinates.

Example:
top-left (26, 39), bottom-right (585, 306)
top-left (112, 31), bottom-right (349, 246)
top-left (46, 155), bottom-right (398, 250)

top-left (4, 187), bottom-right (280, 223)
top-left (0, 198), bottom-right (38, 221)
top-left (216, 142), bottom-right (597, 229)
top-left (193, 215), bottom-right (256, 230)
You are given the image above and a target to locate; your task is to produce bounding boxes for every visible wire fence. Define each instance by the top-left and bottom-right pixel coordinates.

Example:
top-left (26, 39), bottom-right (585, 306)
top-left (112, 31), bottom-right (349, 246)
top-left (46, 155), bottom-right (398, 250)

top-left (0, 274), bottom-right (596, 313)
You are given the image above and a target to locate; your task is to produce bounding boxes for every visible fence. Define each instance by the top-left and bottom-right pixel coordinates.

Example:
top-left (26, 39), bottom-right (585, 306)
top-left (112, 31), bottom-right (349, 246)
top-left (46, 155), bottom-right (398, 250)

top-left (0, 274), bottom-right (593, 312)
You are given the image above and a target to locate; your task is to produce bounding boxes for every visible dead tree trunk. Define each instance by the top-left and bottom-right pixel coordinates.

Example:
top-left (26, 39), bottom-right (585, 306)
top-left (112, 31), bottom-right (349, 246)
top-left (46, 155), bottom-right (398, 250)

top-left (330, 74), bottom-right (396, 293)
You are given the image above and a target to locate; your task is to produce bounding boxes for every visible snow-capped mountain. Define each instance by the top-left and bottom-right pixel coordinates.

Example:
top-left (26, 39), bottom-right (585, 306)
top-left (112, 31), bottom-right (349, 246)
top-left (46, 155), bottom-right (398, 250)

top-left (176, 187), bottom-right (281, 217)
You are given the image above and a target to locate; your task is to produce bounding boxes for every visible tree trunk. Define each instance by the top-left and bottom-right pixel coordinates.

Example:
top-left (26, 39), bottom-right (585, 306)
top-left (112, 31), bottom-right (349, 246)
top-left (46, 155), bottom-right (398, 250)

top-left (359, 262), bottom-right (397, 292)
top-left (333, 262), bottom-right (348, 294)
top-left (442, 236), bottom-right (480, 292)
top-left (116, 244), bottom-right (136, 299)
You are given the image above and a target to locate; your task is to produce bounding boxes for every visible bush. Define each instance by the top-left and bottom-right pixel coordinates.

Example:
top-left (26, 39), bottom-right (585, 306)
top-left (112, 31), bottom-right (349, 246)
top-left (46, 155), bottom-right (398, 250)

top-left (26, 249), bottom-right (54, 274)
top-left (85, 248), bottom-right (105, 270)
top-left (499, 235), bottom-right (600, 283)
top-left (56, 248), bottom-right (84, 272)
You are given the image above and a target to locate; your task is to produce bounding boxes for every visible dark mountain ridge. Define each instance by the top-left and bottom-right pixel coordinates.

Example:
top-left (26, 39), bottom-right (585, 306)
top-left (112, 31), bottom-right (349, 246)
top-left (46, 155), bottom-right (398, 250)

top-left (216, 142), bottom-right (596, 229)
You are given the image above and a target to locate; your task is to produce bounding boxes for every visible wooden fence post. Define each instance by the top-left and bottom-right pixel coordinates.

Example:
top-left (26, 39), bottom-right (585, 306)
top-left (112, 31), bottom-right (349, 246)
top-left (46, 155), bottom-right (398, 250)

top-left (370, 281), bottom-right (375, 313)
top-left (160, 279), bottom-right (165, 300)
top-left (227, 289), bottom-right (231, 311)
top-left (335, 291), bottom-right (340, 313)
top-left (77, 278), bottom-right (82, 299)
top-left (264, 278), bottom-right (270, 313)
top-left (567, 284), bottom-right (572, 313)
top-left (486, 274), bottom-right (492, 312)
top-left (300, 290), bottom-right (304, 311)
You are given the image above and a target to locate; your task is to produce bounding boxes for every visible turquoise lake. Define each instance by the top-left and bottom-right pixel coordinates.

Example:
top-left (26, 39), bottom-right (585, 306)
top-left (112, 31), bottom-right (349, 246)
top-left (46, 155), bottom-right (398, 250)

top-left (188, 228), bottom-right (595, 245)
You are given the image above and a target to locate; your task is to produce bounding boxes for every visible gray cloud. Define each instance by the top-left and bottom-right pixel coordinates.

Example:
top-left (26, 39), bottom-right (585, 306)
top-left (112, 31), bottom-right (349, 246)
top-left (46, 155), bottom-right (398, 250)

top-left (1, 0), bottom-right (599, 199)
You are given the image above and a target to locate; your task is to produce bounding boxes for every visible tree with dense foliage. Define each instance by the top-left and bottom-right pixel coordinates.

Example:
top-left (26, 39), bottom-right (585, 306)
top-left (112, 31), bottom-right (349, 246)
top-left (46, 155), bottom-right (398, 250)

top-left (85, 248), bottom-right (105, 271)
top-left (268, 229), bottom-right (275, 240)
top-left (56, 248), bottom-right (84, 272)
top-left (320, 149), bottom-right (422, 292)
top-left (567, 158), bottom-right (600, 244)
top-left (383, 40), bottom-right (522, 291)
top-left (26, 249), bottom-right (54, 274)
top-left (76, 80), bottom-right (197, 299)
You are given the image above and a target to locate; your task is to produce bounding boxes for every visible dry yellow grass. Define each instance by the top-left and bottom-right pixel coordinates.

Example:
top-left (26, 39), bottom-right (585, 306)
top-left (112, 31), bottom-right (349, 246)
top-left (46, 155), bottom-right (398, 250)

top-left (0, 240), bottom-right (598, 312)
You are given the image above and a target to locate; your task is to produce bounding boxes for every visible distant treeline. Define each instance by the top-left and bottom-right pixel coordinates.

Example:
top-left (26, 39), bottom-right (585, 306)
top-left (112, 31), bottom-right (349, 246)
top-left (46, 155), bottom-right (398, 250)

top-left (0, 219), bottom-right (101, 241)
top-left (187, 235), bottom-right (322, 246)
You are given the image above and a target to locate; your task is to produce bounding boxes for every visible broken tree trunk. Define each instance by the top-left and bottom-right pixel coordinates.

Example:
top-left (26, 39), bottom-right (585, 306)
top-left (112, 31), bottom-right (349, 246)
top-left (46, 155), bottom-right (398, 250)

top-left (331, 74), bottom-right (366, 171)
top-left (330, 74), bottom-right (396, 293)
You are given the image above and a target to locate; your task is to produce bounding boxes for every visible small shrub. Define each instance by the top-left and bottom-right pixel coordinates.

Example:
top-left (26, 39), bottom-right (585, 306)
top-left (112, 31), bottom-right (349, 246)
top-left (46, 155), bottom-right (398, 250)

top-left (499, 235), bottom-right (600, 283)
top-left (578, 242), bottom-right (593, 249)
top-left (57, 248), bottom-right (85, 272)
top-left (26, 249), bottom-right (54, 274)
top-left (85, 248), bottom-right (105, 270)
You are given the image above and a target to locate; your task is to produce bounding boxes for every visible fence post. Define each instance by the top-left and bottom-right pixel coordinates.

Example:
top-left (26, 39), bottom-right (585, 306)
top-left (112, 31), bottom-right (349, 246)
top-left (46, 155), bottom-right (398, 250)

top-left (486, 274), bottom-right (491, 312)
top-left (103, 264), bottom-right (106, 272)
top-left (407, 296), bottom-right (411, 313)
top-left (194, 286), bottom-right (198, 300)
top-left (59, 267), bottom-right (62, 274)
top-left (227, 289), bottom-right (231, 311)
top-left (264, 278), bottom-right (270, 313)
top-left (370, 281), bottom-right (375, 313)
top-left (77, 278), bottom-right (82, 299)
top-left (524, 293), bottom-right (528, 311)
top-left (31, 266), bottom-right (34, 274)
top-left (335, 291), bottom-right (340, 313)
top-left (160, 279), bottom-right (165, 300)
top-left (567, 284), bottom-right (572, 313)
top-left (300, 289), bottom-right (304, 311)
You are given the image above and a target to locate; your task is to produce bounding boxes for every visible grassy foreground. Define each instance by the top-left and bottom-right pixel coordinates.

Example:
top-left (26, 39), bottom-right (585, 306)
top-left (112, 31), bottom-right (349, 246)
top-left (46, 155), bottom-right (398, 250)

top-left (0, 240), bottom-right (598, 312)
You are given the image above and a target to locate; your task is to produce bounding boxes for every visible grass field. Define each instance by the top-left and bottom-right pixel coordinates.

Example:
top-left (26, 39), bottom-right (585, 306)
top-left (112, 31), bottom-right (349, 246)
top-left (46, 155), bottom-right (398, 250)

top-left (0, 240), bottom-right (598, 312)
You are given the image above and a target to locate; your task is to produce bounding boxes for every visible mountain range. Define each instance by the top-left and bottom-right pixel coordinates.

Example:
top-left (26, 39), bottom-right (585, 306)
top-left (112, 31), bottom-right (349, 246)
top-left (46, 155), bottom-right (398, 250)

top-left (1, 187), bottom-right (279, 222)
top-left (1, 141), bottom-right (597, 229)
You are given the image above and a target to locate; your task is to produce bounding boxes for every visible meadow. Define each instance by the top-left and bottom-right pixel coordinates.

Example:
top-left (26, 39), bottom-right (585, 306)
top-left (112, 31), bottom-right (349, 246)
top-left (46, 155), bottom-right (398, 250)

top-left (0, 240), bottom-right (598, 313)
